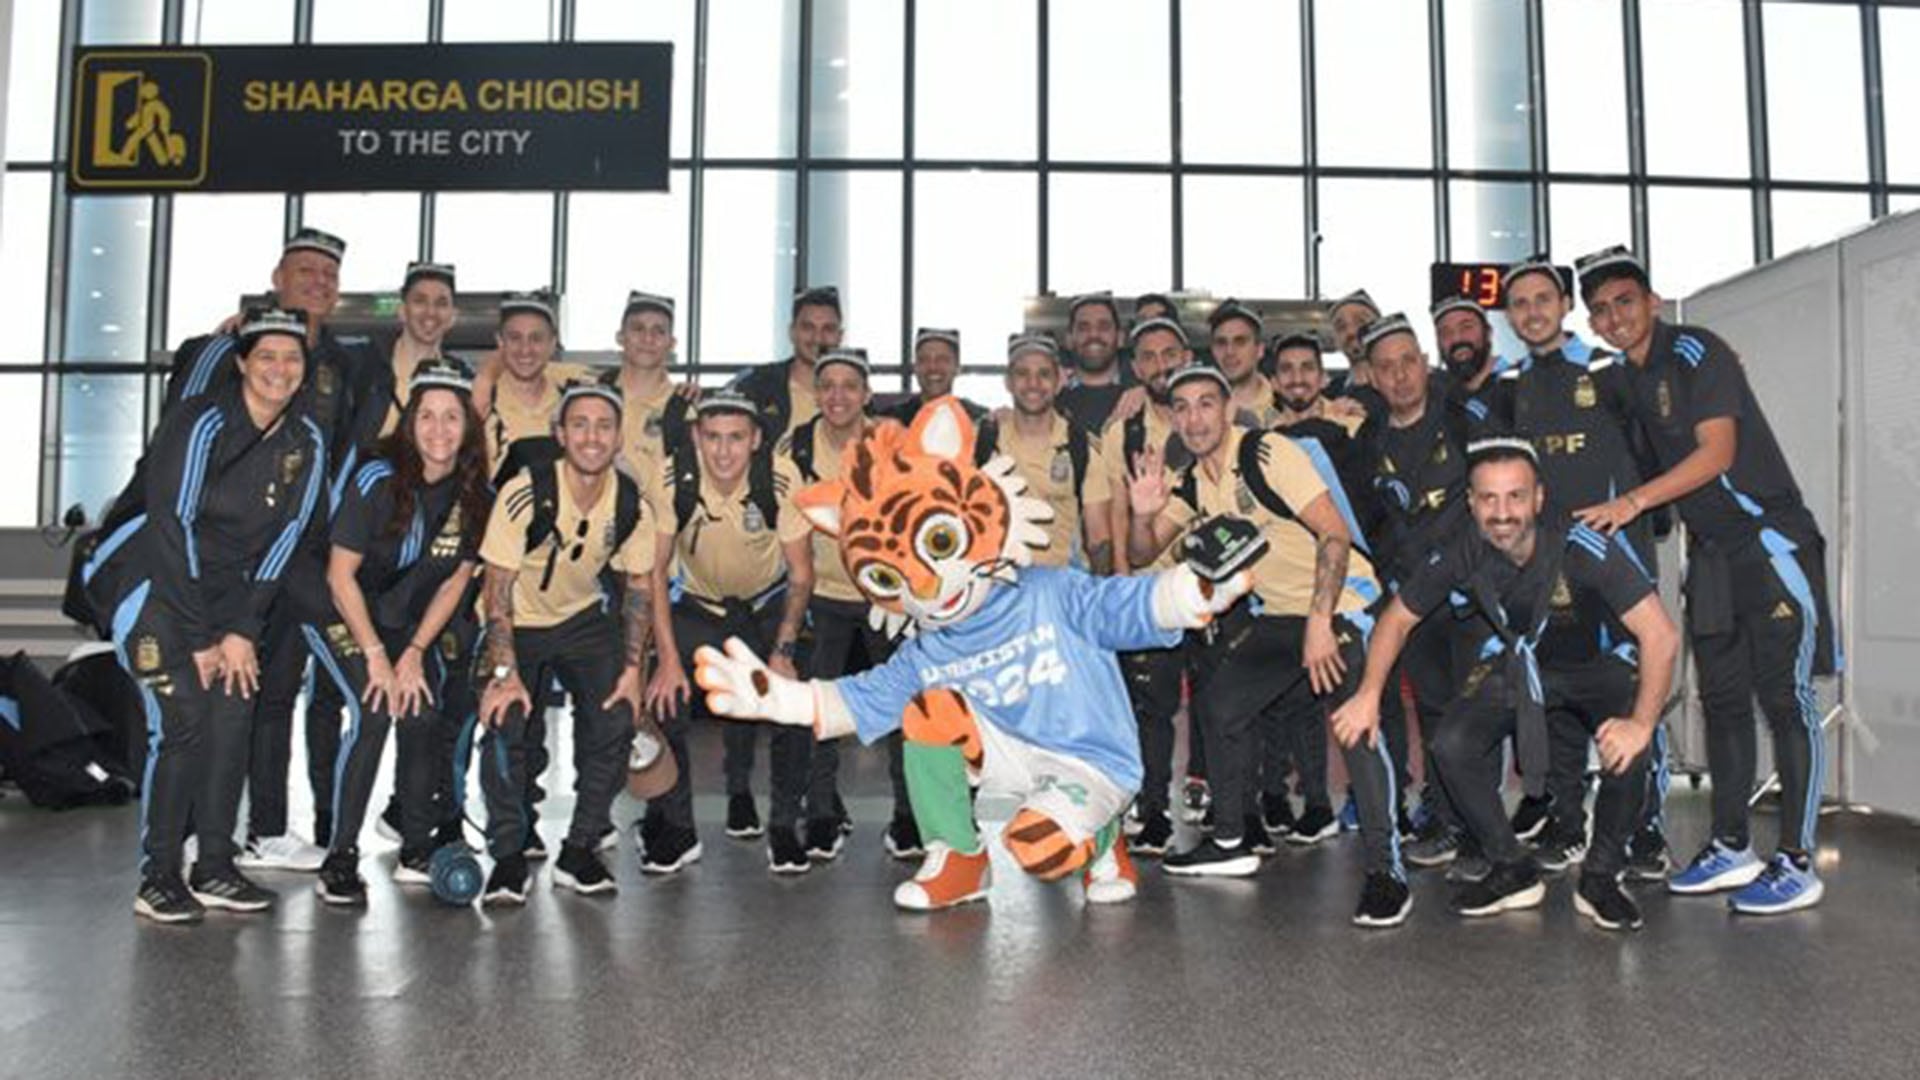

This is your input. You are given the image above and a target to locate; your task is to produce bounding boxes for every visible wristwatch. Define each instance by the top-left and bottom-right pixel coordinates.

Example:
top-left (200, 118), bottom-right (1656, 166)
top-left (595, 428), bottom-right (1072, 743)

top-left (490, 663), bottom-right (514, 683)
top-left (773, 640), bottom-right (798, 661)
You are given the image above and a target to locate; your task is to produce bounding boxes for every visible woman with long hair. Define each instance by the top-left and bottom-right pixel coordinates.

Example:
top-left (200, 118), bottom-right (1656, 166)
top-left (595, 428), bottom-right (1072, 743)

top-left (306, 357), bottom-right (493, 905)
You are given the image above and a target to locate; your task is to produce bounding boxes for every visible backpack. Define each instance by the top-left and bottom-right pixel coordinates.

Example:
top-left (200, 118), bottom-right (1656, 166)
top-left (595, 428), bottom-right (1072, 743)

top-left (668, 438), bottom-right (780, 538)
top-left (523, 459), bottom-right (644, 593)
top-left (0, 650), bottom-right (138, 810)
top-left (51, 645), bottom-right (149, 792)
top-left (1174, 429), bottom-right (1372, 555)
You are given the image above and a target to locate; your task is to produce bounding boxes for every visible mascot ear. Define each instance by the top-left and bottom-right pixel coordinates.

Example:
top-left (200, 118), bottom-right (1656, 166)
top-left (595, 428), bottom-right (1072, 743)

top-left (907, 397), bottom-right (975, 465)
top-left (796, 479), bottom-right (845, 537)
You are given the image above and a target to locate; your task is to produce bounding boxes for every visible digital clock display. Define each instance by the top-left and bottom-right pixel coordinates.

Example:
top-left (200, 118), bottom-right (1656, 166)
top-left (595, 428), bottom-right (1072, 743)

top-left (1430, 261), bottom-right (1574, 310)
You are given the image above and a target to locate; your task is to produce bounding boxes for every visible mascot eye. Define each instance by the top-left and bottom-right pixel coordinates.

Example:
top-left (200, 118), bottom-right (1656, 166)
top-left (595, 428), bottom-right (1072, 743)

top-left (857, 562), bottom-right (906, 598)
top-left (915, 513), bottom-right (970, 564)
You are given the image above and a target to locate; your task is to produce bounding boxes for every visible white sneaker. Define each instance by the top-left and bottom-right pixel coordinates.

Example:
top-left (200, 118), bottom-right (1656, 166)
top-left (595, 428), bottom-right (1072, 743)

top-left (1082, 842), bottom-right (1138, 905)
top-left (235, 834), bottom-right (327, 872)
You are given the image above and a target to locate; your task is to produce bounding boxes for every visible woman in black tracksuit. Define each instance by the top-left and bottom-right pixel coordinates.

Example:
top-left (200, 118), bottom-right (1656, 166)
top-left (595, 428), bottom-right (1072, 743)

top-left (88, 308), bottom-right (327, 924)
top-left (306, 358), bottom-right (492, 905)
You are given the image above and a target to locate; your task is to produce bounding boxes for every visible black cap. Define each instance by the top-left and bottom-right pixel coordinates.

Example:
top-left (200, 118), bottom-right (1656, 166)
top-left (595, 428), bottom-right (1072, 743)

top-left (815, 347), bottom-right (871, 379)
top-left (1134, 292), bottom-right (1176, 317)
top-left (1128, 316), bottom-right (1189, 347)
top-left (694, 388), bottom-right (759, 422)
top-left (914, 327), bottom-right (961, 351)
top-left (1328, 288), bottom-right (1379, 320)
top-left (1208, 299), bottom-right (1264, 336)
top-left (1007, 332), bottom-right (1060, 362)
top-left (1429, 295), bottom-right (1486, 324)
top-left (558, 377), bottom-right (623, 420)
top-left (1501, 254), bottom-right (1568, 302)
top-left (402, 261), bottom-right (455, 294)
top-left (1574, 244), bottom-right (1652, 299)
top-left (236, 306), bottom-right (309, 351)
top-left (284, 227), bottom-right (347, 263)
top-left (791, 285), bottom-right (842, 320)
top-left (623, 290), bottom-right (676, 323)
top-left (1167, 362), bottom-right (1231, 397)
top-left (1067, 291), bottom-right (1120, 325)
top-left (1270, 331), bottom-right (1324, 355)
top-left (500, 290), bottom-right (559, 329)
top-left (1358, 313), bottom-right (1419, 358)
top-left (407, 356), bottom-right (476, 398)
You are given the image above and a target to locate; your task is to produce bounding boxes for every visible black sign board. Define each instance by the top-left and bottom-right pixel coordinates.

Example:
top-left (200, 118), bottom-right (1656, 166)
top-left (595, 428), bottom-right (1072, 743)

top-left (68, 43), bottom-right (671, 193)
top-left (1431, 261), bottom-right (1575, 309)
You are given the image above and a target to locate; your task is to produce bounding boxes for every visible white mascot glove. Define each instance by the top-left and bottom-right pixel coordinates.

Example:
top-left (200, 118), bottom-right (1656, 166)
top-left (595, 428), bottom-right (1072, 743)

top-left (1150, 564), bottom-right (1254, 630)
top-left (693, 637), bottom-right (857, 738)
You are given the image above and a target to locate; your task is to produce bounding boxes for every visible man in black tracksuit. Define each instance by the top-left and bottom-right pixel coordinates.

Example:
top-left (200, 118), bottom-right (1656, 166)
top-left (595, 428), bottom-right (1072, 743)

top-left (1334, 439), bottom-right (1678, 930)
top-left (1361, 314), bottom-right (1470, 856)
top-left (163, 227), bottom-right (384, 866)
top-left (1575, 245), bottom-right (1838, 916)
top-left (1484, 256), bottom-right (1672, 877)
top-left (731, 285), bottom-right (844, 444)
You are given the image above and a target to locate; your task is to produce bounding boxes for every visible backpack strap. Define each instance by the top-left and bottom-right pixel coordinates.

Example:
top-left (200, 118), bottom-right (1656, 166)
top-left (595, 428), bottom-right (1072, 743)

top-left (1124, 411), bottom-right (1147, 467)
top-left (524, 460), bottom-right (562, 552)
top-left (1235, 429), bottom-right (1295, 521)
top-left (791, 416), bottom-right (821, 483)
top-left (749, 448), bottom-right (781, 531)
top-left (671, 439), bottom-right (702, 536)
top-left (1065, 422), bottom-right (1089, 506)
top-left (613, 471), bottom-right (642, 550)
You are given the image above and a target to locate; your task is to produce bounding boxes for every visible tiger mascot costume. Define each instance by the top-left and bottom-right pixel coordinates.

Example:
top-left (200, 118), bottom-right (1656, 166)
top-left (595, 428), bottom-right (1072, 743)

top-left (695, 398), bottom-right (1250, 910)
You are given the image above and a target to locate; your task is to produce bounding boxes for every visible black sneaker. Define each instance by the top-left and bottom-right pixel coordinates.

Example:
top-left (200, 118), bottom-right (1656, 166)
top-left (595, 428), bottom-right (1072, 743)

top-left (726, 794), bottom-right (764, 839)
top-left (1532, 828), bottom-right (1588, 873)
top-left (1164, 836), bottom-right (1261, 878)
top-left (134, 873), bottom-right (205, 924)
top-left (631, 814), bottom-right (662, 857)
top-left (804, 818), bottom-right (845, 861)
top-left (1287, 803), bottom-right (1339, 846)
top-left (1451, 859), bottom-right (1546, 917)
top-left (1447, 836), bottom-right (1493, 883)
top-left (188, 864), bottom-right (277, 913)
top-left (375, 801), bottom-right (403, 843)
top-left (1623, 825), bottom-right (1672, 882)
top-left (315, 852), bottom-right (368, 907)
top-left (482, 855), bottom-right (530, 906)
top-left (1574, 872), bottom-right (1645, 931)
top-left (1131, 812), bottom-right (1174, 857)
top-left (769, 827), bottom-right (810, 874)
top-left (1245, 815), bottom-right (1278, 855)
top-left (432, 820), bottom-right (468, 851)
top-left (640, 824), bottom-right (703, 875)
top-left (394, 847), bottom-right (433, 886)
top-left (553, 843), bottom-right (617, 895)
top-left (1261, 792), bottom-right (1296, 838)
top-left (1352, 871), bottom-right (1413, 929)
top-left (1510, 794), bottom-right (1553, 842)
top-left (1405, 829), bottom-right (1462, 868)
top-left (883, 814), bottom-right (924, 860)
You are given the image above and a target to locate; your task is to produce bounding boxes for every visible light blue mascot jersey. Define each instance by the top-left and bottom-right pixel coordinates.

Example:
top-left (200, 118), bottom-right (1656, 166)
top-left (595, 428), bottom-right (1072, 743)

top-left (835, 567), bottom-right (1178, 792)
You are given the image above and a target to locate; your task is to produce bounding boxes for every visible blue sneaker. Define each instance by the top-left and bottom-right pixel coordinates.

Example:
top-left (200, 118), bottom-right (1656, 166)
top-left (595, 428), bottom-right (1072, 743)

top-left (1728, 854), bottom-right (1824, 915)
top-left (1338, 792), bottom-right (1361, 833)
top-left (1667, 840), bottom-right (1765, 895)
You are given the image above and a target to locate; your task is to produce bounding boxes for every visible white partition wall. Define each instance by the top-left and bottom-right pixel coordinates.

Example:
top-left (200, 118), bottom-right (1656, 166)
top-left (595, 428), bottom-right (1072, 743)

top-left (1680, 247), bottom-right (1847, 796)
top-left (1839, 211), bottom-right (1920, 818)
top-left (1674, 209), bottom-right (1920, 816)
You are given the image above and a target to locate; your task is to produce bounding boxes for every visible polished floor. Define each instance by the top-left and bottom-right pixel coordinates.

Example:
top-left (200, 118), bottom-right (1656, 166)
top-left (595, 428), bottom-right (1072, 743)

top-left (3, 723), bottom-right (1918, 1080)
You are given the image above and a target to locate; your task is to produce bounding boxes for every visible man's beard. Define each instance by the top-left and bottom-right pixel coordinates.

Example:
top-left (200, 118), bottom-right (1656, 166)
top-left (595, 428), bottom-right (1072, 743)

top-left (1278, 390), bottom-right (1318, 413)
top-left (1444, 342), bottom-right (1488, 382)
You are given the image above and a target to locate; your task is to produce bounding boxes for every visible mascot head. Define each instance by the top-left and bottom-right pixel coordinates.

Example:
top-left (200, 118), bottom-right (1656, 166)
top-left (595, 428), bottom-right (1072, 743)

top-left (795, 398), bottom-right (1051, 630)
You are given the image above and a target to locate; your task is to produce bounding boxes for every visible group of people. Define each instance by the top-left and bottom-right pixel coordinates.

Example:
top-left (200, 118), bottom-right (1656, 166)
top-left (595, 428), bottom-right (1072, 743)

top-left (83, 223), bottom-right (1836, 933)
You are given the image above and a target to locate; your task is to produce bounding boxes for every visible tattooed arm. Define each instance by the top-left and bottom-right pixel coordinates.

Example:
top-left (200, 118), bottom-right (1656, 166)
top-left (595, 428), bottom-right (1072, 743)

top-left (478, 564), bottom-right (531, 728)
top-left (1296, 492), bottom-right (1355, 696)
top-left (620, 573), bottom-right (654, 671)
